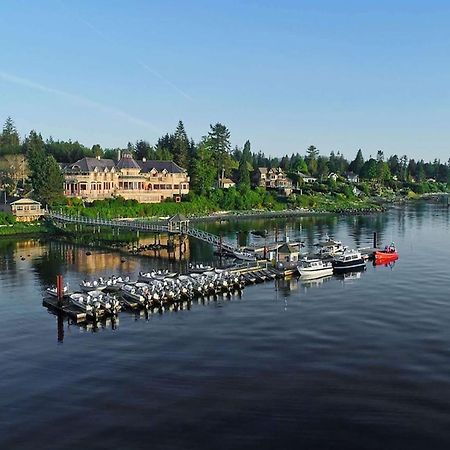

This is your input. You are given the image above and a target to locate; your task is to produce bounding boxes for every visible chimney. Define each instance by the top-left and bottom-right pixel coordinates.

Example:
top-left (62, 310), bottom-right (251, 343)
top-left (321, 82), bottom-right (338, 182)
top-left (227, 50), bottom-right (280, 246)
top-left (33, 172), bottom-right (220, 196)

top-left (96, 155), bottom-right (101, 160)
top-left (117, 150), bottom-right (121, 161)
top-left (143, 157), bottom-right (146, 162)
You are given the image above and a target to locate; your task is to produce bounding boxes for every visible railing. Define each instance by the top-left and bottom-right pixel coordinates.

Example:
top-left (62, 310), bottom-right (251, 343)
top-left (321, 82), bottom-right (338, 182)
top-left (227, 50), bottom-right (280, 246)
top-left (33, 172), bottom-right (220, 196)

top-left (49, 212), bottom-right (239, 251)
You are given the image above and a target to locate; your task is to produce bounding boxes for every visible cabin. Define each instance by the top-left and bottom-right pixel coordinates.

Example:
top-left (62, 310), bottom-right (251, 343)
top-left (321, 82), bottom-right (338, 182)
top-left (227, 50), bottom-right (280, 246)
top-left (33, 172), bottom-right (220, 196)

top-left (0, 197), bottom-right (44, 222)
top-left (218, 177), bottom-right (236, 189)
top-left (277, 243), bottom-right (300, 263)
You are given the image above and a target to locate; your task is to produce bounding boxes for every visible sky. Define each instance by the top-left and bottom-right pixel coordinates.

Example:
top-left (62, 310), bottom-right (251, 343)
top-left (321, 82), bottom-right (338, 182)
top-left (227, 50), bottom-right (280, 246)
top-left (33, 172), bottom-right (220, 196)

top-left (1, 0), bottom-right (450, 161)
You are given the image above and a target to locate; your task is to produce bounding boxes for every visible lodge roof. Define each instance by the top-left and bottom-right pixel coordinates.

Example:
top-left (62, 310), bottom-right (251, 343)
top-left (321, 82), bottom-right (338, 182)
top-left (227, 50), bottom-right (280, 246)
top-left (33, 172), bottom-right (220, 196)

top-left (66, 157), bottom-right (115, 172)
top-left (138, 160), bottom-right (186, 174)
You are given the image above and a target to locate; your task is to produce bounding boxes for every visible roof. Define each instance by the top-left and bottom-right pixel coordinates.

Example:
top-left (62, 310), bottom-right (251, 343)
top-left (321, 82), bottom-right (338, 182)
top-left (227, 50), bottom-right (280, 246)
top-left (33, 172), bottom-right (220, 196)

top-left (297, 172), bottom-right (316, 179)
top-left (257, 167), bottom-right (268, 174)
top-left (220, 178), bottom-right (235, 184)
top-left (10, 198), bottom-right (41, 206)
top-left (168, 214), bottom-right (189, 223)
top-left (117, 154), bottom-right (141, 170)
top-left (345, 171), bottom-right (358, 178)
top-left (138, 160), bottom-right (186, 174)
top-left (66, 157), bottom-right (115, 172)
top-left (278, 243), bottom-right (298, 254)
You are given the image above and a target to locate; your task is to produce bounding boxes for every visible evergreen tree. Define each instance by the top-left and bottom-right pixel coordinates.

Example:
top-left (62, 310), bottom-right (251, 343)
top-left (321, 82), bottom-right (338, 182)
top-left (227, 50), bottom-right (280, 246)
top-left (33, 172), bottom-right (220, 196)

top-left (0, 117), bottom-right (21, 155)
top-left (238, 140), bottom-right (252, 187)
top-left (208, 122), bottom-right (232, 183)
top-left (192, 139), bottom-right (216, 194)
top-left (135, 140), bottom-right (153, 160)
top-left (349, 149), bottom-right (364, 175)
top-left (306, 145), bottom-right (319, 176)
top-left (25, 131), bottom-right (62, 204)
top-left (172, 120), bottom-right (189, 168)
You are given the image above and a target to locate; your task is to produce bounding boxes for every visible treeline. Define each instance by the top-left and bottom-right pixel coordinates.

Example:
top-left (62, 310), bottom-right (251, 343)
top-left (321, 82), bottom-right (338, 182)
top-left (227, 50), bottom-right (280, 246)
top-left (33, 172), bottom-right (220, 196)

top-left (1, 116), bottom-right (449, 207)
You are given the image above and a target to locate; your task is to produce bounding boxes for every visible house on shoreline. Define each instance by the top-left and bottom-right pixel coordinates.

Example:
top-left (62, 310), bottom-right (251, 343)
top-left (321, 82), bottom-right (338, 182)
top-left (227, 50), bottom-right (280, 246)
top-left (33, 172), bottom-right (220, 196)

top-left (0, 196), bottom-right (44, 222)
top-left (62, 153), bottom-right (190, 203)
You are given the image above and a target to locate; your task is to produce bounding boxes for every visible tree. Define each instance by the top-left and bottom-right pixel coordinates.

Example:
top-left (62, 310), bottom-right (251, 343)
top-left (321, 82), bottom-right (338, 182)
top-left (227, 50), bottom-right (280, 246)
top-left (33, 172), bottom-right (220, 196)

top-left (317, 156), bottom-right (329, 181)
top-left (135, 140), bottom-right (153, 160)
top-left (91, 144), bottom-right (103, 158)
top-left (39, 156), bottom-right (64, 205)
top-left (294, 157), bottom-right (308, 174)
top-left (208, 122), bottom-right (232, 184)
top-left (238, 140), bottom-right (252, 187)
top-left (0, 154), bottom-right (29, 191)
top-left (306, 145), bottom-right (319, 176)
top-left (0, 117), bottom-right (21, 155)
top-left (360, 158), bottom-right (378, 180)
top-left (349, 149), bottom-right (364, 175)
top-left (26, 131), bottom-right (63, 205)
top-left (172, 120), bottom-right (189, 169)
top-left (191, 139), bottom-right (216, 194)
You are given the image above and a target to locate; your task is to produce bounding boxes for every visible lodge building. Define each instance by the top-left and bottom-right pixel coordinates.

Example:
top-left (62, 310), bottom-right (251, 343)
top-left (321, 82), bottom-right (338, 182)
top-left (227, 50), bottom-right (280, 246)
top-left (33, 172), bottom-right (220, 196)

top-left (63, 153), bottom-right (190, 203)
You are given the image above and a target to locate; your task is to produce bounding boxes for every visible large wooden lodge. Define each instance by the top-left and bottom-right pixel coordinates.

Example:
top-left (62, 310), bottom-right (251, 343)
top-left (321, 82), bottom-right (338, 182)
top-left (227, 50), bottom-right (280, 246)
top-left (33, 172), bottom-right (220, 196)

top-left (62, 153), bottom-right (190, 203)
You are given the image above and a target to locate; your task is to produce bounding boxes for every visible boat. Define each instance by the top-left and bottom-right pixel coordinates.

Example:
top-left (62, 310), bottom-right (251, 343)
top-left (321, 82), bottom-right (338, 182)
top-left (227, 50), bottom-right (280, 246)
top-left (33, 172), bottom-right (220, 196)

top-left (188, 263), bottom-right (213, 273)
top-left (333, 250), bottom-right (366, 272)
top-left (233, 250), bottom-right (257, 261)
top-left (374, 243), bottom-right (399, 264)
top-left (298, 258), bottom-right (334, 279)
top-left (46, 285), bottom-right (70, 298)
top-left (80, 278), bottom-right (108, 292)
top-left (69, 293), bottom-right (102, 315)
top-left (316, 235), bottom-right (347, 257)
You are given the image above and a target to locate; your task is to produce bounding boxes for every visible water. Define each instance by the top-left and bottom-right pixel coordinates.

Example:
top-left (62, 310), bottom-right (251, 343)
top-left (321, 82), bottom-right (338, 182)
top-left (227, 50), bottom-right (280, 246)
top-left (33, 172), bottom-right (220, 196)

top-left (1, 202), bottom-right (450, 449)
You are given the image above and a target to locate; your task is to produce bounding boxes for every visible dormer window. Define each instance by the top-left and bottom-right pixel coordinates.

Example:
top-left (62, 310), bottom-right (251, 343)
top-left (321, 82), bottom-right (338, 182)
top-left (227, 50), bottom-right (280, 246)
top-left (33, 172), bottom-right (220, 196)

top-left (94, 167), bottom-right (98, 173)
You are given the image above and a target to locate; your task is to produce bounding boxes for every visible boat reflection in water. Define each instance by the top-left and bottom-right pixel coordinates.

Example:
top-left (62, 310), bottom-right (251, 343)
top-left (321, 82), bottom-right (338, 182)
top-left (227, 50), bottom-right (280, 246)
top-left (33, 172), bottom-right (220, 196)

top-left (334, 266), bottom-right (366, 284)
top-left (300, 275), bottom-right (333, 290)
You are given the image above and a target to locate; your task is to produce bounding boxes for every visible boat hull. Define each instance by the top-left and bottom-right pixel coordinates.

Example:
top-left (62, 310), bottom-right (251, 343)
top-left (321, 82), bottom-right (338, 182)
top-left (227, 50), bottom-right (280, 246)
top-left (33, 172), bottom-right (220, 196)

top-left (333, 259), bottom-right (366, 272)
top-left (298, 267), bottom-right (334, 279)
top-left (374, 251), bottom-right (399, 264)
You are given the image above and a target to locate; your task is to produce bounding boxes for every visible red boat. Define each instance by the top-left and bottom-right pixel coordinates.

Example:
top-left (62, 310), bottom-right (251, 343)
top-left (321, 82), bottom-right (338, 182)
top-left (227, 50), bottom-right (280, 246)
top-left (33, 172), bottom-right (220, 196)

top-left (374, 243), bottom-right (398, 264)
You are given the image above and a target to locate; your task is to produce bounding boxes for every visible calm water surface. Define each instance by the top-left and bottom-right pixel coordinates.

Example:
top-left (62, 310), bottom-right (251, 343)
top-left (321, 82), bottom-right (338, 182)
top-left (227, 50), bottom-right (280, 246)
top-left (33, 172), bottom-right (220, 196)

top-left (1, 203), bottom-right (450, 449)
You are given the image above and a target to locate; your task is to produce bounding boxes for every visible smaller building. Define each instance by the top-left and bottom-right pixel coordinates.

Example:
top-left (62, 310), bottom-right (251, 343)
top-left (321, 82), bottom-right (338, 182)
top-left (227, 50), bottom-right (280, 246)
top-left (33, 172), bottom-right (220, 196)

top-left (345, 172), bottom-right (359, 183)
top-left (277, 243), bottom-right (300, 263)
top-left (297, 172), bottom-right (317, 183)
top-left (0, 197), bottom-right (44, 222)
top-left (219, 177), bottom-right (236, 189)
top-left (328, 172), bottom-right (338, 182)
top-left (167, 214), bottom-right (190, 233)
top-left (254, 167), bottom-right (293, 190)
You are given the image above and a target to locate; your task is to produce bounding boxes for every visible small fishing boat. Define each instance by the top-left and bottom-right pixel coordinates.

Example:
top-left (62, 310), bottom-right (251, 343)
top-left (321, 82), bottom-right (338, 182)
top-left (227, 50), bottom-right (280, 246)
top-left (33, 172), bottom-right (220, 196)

top-left (80, 278), bottom-right (108, 292)
top-left (374, 243), bottom-right (399, 264)
top-left (189, 263), bottom-right (213, 274)
top-left (46, 285), bottom-right (70, 298)
top-left (298, 258), bottom-right (333, 279)
top-left (333, 250), bottom-right (366, 272)
top-left (69, 293), bottom-right (102, 315)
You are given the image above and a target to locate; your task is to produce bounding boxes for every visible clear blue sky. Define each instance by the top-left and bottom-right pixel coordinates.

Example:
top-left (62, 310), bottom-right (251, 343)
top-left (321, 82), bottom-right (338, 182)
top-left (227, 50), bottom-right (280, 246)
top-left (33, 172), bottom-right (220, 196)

top-left (1, 0), bottom-right (450, 161)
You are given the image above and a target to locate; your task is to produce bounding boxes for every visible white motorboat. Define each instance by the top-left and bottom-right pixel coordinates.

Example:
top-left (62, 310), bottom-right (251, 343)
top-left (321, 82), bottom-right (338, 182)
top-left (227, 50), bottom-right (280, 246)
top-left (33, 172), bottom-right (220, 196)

top-left (332, 249), bottom-right (366, 272)
top-left (298, 258), bottom-right (334, 279)
top-left (46, 285), bottom-right (70, 298)
top-left (80, 278), bottom-right (108, 292)
top-left (69, 293), bottom-right (101, 314)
